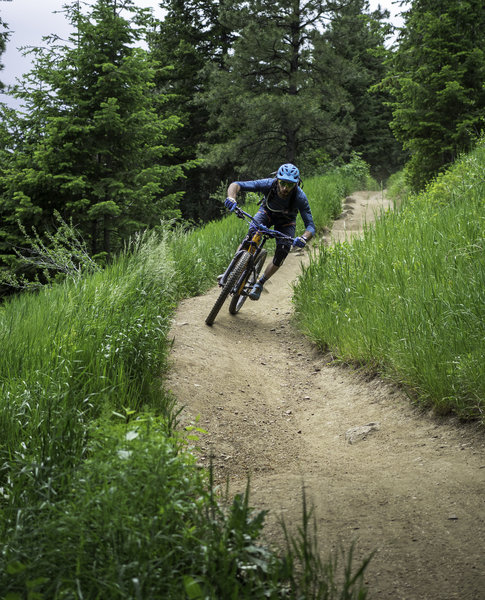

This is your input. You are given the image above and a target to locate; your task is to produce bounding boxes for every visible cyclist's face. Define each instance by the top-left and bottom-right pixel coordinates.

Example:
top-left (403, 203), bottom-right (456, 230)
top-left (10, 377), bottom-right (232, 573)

top-left (277, 179), bottom-right (296, 197)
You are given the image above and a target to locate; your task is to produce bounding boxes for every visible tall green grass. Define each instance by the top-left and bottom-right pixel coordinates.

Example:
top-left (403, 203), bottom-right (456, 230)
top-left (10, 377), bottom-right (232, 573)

top-left (293, 142), bottom-right (485, 422)
top-left (0, 233), bottom-right (176, 480)
top-left (0, 160), bottom-right (373, 598)
top-left (303, 155), bottom-right (376, 229)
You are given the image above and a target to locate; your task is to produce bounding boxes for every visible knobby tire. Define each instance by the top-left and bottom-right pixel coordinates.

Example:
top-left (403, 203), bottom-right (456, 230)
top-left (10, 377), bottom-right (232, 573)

top-left (229, 249), bottom-right (267, 315)
top-left (205, 252), bottom-right (251, 326)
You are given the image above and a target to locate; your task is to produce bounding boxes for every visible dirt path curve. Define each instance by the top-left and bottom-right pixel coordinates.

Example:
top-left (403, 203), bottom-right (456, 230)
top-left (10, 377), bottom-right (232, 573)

top-left (167, 191), bottom-right (485, 600)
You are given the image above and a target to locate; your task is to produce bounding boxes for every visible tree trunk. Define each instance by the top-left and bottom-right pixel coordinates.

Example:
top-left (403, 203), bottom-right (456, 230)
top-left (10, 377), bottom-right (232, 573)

top-left (103, 213), bottom-right (111, 257)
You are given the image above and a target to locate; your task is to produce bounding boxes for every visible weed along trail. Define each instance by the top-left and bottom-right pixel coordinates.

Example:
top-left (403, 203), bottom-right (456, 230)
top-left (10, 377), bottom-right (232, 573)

top-left (167, 190), bottom-right (485, 600)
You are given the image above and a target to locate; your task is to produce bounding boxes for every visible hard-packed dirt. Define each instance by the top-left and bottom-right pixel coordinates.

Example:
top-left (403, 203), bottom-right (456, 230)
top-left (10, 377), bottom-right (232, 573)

top-left (167, 191), bottom-right (485, 599)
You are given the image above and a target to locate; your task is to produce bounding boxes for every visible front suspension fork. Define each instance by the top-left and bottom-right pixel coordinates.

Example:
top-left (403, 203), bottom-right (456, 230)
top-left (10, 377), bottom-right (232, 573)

top-left (219, 249), bottom-right (246, 287)
top-left (219, 232), bottom-right (263, 287)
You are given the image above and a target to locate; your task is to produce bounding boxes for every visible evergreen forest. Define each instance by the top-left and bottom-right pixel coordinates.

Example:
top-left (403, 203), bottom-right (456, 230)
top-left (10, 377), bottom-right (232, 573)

top-left (0, 0), bottom-right (482, 293)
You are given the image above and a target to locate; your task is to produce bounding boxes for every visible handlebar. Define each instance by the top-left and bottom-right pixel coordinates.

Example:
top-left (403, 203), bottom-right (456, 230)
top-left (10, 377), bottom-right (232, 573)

top-left (234, 206), bottom-right (294, 241)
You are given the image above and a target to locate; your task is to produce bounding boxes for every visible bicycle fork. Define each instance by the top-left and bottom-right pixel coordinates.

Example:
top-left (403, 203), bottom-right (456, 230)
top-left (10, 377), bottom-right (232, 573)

top-left (219, 231), bottom-right (262, 288)
top-left (218, 249), bottom-right (245, 287)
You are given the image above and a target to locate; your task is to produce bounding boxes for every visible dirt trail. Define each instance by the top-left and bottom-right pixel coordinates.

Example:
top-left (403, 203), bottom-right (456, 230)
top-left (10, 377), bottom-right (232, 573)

top-left (167, 191), bottom-right (485, 600)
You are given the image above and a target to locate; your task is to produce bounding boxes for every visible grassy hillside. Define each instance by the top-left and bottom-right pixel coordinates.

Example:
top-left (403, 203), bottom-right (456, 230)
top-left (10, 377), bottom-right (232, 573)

top-left (0, 160), bottom-right (371, 598)
top-left (294, 141), bottom-right (485, 423)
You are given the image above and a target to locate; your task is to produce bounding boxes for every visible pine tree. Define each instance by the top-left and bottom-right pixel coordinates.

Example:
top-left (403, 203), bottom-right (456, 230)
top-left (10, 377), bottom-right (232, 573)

top-left (383, 0), bottom-right (485, 189)
top-left (0, 0), bottom-right (185, 266)
top-left (148, 0), bottom-right (237, 221)
top-left (198, 0), bottom-right (355, 178)
top-left (324, 0), bottom-right (405, 179)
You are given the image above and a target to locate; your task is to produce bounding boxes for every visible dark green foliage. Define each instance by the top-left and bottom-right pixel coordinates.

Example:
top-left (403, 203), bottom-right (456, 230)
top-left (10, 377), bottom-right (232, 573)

top-left (194, 0), bottom-right (401, 185)
top-left (0, 0), bottom-right (186, 283)
top-left (0, 211), bottom-right (100, 291)
top-left (148, 0), bottom-right (237, 222)
top-left (1, 427), bottom-right (370, 598)
top-left (382, 0), bottom-right (485, 190)
top-left (0, 0), bottom-right (403, 288)
top-left (0, 0), bottom-right (403, 273)
top-left (199, 0), bottom-right (355, 178)
top-left (1, 422), bottom-right (207, 598)
top-left (324, 0), bottom-right (405, 180)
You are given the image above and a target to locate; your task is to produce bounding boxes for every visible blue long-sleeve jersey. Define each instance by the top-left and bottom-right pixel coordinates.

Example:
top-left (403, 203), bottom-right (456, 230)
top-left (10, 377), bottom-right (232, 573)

top-left (235, 178), bottom-right (316, 235)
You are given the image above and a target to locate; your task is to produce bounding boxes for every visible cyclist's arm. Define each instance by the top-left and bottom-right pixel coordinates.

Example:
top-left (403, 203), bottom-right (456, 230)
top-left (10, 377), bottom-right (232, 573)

top-left (228, 179), bottom-right (273, 200)
top-left (227, 182), bottom-right (240, 200)
top-left (297, 190), bottom-right (316, 239)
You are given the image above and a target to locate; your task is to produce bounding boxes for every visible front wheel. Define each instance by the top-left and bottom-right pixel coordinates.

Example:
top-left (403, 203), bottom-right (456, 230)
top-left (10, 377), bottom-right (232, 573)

top-left (205, 252), bottom-right (251, 326)
top-left (229, 249), bottom-right (267, 315)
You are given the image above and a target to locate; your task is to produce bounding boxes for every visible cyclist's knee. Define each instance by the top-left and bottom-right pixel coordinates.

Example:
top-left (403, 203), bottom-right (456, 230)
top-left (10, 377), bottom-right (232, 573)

top-left (273, 245), bottom-right (289, 266)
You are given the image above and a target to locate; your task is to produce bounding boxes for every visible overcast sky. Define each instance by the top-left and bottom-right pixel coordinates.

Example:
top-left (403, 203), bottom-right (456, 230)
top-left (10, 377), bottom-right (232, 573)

top-left (0, 0), bottom-right (407, 94)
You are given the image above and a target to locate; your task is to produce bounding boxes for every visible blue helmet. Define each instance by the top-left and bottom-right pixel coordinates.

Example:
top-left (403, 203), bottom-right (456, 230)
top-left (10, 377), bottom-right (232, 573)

top-left (277, 163), bottom-right (300, 183)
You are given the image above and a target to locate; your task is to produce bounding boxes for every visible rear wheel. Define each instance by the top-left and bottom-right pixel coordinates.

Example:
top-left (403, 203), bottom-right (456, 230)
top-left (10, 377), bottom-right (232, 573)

top-left (229, 249), bottom-right (267, 315)
top-left (205, 252), bottom-right (251, 326)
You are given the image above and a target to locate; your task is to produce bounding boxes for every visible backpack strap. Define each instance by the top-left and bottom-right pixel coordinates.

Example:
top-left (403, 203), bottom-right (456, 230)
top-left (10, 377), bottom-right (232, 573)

top-left (262, 179), bottom-right (298, 215)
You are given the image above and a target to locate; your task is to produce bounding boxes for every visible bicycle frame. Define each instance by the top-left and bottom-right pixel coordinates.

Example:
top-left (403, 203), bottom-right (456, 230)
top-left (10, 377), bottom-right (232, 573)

top-left (219, 228), bottom-right (266, 289)
top-left (205, 207), bottom-right (293, 325)
top-left (233, 233), bottom-right (265, 297)
top-left (219, 207), bottom-right (291, 286)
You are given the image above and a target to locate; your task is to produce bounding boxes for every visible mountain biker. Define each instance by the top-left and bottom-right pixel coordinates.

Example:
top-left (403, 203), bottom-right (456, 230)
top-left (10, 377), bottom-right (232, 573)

top-left (224, 163), bottom-right (315, 301)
